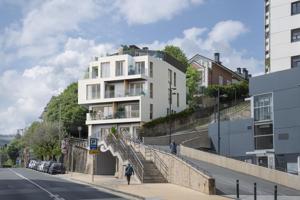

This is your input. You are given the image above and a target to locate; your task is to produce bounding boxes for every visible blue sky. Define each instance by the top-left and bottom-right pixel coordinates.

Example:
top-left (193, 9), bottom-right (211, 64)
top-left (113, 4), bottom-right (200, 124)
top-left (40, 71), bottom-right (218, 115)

top-left (0, 0), bottom-right (264, 134)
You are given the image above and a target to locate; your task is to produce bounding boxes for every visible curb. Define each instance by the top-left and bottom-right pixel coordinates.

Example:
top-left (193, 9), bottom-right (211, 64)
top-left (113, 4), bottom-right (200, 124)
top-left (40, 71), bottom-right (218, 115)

top-left (61, 175), bottom-right (145, 200)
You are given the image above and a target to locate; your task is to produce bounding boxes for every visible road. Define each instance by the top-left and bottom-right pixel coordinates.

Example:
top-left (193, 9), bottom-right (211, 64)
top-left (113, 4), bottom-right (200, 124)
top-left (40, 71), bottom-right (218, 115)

top-left (0, 168), bottom-right (128, 200)
top-left (151, 145), bottom-right (300, 199)
top-left (181, 156), bottom-right (300, 199)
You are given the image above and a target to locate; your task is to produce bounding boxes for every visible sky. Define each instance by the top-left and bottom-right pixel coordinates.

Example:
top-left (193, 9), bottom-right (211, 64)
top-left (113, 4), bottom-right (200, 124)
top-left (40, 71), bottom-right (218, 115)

top-left (0, 0), bottom-right (264, 135)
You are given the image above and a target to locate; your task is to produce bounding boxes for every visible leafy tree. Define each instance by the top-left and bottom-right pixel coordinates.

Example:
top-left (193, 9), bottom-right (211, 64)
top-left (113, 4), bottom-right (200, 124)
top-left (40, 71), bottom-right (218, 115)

top-left (163, 45), bottom-right (200, 106)
top-left (42, 83), bottom-right (88, 138)
top-left (6, 138), bottom-right (22, 165)
top-left (163, 45), bottom-right (189, 68)
top-left (186, 65), bottom-right (201, 106)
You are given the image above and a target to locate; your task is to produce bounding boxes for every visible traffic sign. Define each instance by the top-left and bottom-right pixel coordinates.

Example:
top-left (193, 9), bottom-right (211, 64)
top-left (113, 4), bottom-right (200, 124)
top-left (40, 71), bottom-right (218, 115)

top-left (89, 149), bottom-right (100, 154)
top-left (90, 138), bottom-right (98, 150)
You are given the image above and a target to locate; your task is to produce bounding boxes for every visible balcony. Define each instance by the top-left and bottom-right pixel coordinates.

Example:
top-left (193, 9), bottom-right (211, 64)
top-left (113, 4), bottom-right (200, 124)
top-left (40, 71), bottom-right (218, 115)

top-left (104, 89), bottom-right (146, 99)
top-left (87, 110), bottom-right (140, 123)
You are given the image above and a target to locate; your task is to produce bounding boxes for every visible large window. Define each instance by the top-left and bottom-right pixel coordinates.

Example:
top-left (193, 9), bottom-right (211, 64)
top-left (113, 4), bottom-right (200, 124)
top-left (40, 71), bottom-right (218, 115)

top-left (128, 82), bottom-right (145, 96)
top-left (174, 72), bottom-right (176, 87)
top-left (91, 66), bottom-right (99, 79)
top-left (291, 55), bottom-right (300, 68)
top-left (291, 28), bottom-right (300, 42)
top-left (149, 62), bottom-right (153, 77)
top-left (115, 61), bottom-right (124, 76)
top-left (254, 93), bottom-right (272, 122)
top-left (150, 83), bottom-right (153, 98)
top-left (168, 69), bottom-right (172, 84)
top-left (150, 104), bottom-right (153, 120)
top-left (86, 84), bottom-right (100, 100)
top-left (292, 1), bottom-right (300, 15)
top-left (254, 123), bottom-right (273, 150)
top-left (101, 62), bottom-right (110, 78)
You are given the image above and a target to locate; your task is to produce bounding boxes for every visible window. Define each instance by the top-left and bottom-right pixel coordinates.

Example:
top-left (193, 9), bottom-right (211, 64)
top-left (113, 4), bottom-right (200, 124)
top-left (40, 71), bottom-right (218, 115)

top-left (115, 61), bottom-right (124, 76)
top-left (150, 83), bottom-right (153, 98)
top-left (177, 93), bottom-right (179, 107)
top-left (150, 104), bottom-right (153, 120)
top-left (149, 62), bottom-right (153, 77)
top-left (292, 1), bottom-right (300, 15)
top-left (128, 82), bottom-right (145, 96)
top-left (174, 72), bottom-right (176, 87)
top-left (254, 93), bottom-right (272, 122)
top-left (101, 62), bottom-right (110, 78)
top-left (291, 55), bottom-right (300, 68)
top-left (91, 66), bottom-right (99, 79)
top-left (291, 28), bottom-right (300, 42)
top-left (86, 84), bottom-right (100, 100)
top-left (134, 62), bottom-right (145, 75)
top-left (219, 76), bottom-right (223, 85)
top-left (168, 69), bottom-right (172, 84)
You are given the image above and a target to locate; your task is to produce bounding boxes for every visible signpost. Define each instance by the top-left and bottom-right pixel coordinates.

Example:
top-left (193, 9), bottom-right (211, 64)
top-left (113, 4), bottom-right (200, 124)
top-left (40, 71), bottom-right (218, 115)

top-left (89, 138), bottom-right (99, 182)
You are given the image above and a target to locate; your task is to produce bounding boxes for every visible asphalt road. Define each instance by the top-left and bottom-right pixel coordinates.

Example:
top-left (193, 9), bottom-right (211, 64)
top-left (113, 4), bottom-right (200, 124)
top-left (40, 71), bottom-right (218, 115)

top-left (181, 156), bottom-right (300, 198)
top-left (0, 168), bottom-right (128, 200)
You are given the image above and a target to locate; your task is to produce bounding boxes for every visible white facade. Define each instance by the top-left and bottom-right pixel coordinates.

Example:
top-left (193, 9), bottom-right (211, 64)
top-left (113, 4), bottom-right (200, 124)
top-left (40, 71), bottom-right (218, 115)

top-left (78, 54), bottom-right (186, 139)
top-left (265, 0), bottom-right (300, 73)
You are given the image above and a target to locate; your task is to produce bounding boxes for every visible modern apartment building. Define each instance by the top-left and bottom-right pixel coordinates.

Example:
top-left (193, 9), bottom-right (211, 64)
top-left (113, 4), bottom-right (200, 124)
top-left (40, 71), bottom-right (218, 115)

top-left (78, 46), bottom-right (187, 141)
top-left (265, 0), bottom-right (300, 73)
top-left (189, 53), bottom-right (249, 93)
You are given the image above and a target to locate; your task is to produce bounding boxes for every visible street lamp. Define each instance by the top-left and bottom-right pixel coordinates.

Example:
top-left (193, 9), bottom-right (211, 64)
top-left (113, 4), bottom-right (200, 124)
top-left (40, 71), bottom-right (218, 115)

top-left (168, 80), bottom-right (177, 144)
top-left (77, 126), bottom-right (82, 139)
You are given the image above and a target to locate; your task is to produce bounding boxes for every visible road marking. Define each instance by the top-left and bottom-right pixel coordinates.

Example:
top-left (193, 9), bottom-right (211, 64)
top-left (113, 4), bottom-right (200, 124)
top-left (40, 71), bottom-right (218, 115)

top-left (9, 169), bottom-right (65, 200)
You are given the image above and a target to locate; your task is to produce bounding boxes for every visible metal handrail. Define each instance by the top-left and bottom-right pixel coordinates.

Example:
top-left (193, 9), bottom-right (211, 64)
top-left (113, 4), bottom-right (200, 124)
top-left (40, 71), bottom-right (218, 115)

top-left (104, 133), bottom-right (144, 182)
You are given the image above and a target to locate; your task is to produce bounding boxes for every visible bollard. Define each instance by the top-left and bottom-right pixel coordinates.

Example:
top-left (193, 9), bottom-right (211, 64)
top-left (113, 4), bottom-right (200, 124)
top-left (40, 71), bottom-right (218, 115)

top-left (254, 182), bottom-right (257, 200)
top-left (274, 185), bottom-right (277, 200)
top-left (236, 180), bottom-right (240, 199)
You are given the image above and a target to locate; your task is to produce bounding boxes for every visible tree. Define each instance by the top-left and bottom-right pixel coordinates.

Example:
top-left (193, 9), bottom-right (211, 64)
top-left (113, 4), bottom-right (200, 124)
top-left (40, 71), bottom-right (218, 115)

top-left (42, 83), bottom-right (88, 138)
top-left (163, 45), bottom-right (189, 68)
top-left (6, 138), bottom-right (22, 165)
top-left (186, 65), bottom-right (201, 105)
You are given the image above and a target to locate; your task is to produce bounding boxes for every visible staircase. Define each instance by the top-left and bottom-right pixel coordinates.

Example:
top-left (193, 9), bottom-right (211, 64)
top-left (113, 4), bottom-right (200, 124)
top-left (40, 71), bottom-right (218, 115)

top-left (104, 134), bottom-right (167, 183)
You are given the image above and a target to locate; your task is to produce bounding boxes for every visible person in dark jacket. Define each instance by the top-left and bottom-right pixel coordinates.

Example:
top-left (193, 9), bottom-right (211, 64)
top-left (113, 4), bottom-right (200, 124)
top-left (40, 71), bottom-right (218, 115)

top-left (170, 141), bottom-right (177, 155)
top-left (125, 163), bottom-right (134, 185)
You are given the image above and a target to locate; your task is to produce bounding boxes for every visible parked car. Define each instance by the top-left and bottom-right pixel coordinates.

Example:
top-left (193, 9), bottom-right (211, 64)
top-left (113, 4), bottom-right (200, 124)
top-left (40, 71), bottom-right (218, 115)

top-left (42, 161), bottom-right (54, 173)
top-left (32, 161), bottom-right (41, 170)
top-left (48, 162), bottom-right (65, 175)
top-left (28, 160), bottom-right (37, 169)
top-left (38, 161), bottom-right (47, 171)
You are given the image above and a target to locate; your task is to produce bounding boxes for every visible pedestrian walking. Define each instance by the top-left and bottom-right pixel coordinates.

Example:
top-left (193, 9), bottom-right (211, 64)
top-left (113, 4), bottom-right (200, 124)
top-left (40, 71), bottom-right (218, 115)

top-left (125, 163), bottom-right (134, 185)
top-left (170, 141), bottom-right (177, 155)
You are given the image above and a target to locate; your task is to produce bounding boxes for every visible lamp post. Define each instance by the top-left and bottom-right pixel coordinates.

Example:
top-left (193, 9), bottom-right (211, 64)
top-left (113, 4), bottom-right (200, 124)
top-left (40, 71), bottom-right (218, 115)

top-left (77, 126), bottom-right (82, 139)
top-left (217, 88), bottom-right (221, 155)
top-left (168, 80), bottom-right (176, 144)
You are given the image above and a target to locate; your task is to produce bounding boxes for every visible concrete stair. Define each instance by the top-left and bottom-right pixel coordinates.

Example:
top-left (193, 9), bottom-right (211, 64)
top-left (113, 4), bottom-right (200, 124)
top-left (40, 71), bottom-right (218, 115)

top-left (135, 152), bottom-right (167, 183)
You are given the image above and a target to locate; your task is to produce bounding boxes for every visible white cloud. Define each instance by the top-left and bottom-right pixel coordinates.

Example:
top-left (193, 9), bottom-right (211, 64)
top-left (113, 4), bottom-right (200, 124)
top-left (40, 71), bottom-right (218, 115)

top-left (114, 0), bottom-right (205, 25)
top-left (142, 21), bottom-right (263, 75)
top-left (0, 37), bottom-right (115, 135)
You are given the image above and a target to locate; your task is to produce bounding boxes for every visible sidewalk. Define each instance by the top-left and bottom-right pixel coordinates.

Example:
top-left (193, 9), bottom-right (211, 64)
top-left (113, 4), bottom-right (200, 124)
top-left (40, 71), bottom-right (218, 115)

top-left (59, 172), bottom-right (230, 200)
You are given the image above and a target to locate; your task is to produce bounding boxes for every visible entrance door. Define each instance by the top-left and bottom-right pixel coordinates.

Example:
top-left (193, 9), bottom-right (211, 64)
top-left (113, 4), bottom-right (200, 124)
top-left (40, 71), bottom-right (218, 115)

top-left (258, 156), bottom-right (268, 167)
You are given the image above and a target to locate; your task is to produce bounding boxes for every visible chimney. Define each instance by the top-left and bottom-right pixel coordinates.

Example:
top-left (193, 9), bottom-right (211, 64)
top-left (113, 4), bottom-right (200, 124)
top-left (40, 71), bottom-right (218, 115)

top-left (242, 68), bottom-right (249, 79)
top-left (237, 67), bottom-right (241, 74)
top-left (118, 47), bottom-right (124, 55)
top-left (214, 53), bottom-right (221, 64)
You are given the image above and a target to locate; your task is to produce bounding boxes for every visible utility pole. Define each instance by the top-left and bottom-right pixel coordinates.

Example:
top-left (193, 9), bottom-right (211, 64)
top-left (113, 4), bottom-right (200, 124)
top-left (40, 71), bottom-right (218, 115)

top-left (217, 88), bottom-right (221, 155)
top-left (168, 80), bottom-right (176, 144)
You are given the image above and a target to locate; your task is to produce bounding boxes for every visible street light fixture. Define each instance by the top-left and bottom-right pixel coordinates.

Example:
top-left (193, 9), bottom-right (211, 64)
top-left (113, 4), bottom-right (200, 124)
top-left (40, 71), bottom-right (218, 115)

top-left (77, 126), bottom-right (82, 139)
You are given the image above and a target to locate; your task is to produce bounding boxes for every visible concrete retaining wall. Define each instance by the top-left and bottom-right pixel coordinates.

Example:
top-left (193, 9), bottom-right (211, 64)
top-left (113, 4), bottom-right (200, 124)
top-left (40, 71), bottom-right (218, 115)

top-left (180, 145), bottom-right (300, 190)
top-left (139, 145), bottom-right (215, 195)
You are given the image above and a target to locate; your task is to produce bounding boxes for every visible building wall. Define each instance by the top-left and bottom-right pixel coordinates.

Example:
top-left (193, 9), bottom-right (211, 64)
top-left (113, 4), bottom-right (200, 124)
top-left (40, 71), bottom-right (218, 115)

top-left (210, 63), bottom-right (241, 85)
top-left (266, 0), bottom-right (300, 72)
top-left (208, 118), bottom-right (254, 158)
top-left (250, 67), bottom-right (300, 164)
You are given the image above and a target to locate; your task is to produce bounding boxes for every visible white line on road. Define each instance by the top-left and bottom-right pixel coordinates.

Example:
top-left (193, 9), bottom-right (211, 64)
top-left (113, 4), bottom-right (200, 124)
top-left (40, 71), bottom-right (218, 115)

top-left (9, 169), bottom-right (65, 200)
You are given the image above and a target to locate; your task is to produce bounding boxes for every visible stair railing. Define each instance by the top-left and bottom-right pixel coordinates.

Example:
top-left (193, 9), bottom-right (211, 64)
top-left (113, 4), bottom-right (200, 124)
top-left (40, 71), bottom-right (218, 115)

top-left (145, 147), bottom-right (169, 180)
top-left (104, 133), bottom-right (144, 182)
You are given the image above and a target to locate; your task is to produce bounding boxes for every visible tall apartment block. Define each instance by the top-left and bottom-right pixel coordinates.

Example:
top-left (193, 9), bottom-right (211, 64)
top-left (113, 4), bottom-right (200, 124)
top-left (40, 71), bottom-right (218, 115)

top-left (78, 46), bottom-right (187, 142)
top-left (265, 0), bottom-right (300, 73)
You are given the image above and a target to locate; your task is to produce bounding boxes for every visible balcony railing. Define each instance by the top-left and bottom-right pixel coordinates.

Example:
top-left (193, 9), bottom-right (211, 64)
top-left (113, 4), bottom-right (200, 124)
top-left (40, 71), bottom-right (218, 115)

top-left (87, 110), bottom-right (140, 121)
top-left (104, 90), bottom-right (146, 98)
